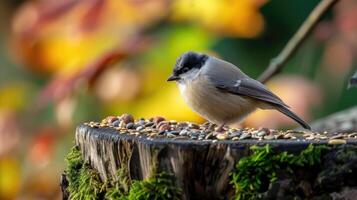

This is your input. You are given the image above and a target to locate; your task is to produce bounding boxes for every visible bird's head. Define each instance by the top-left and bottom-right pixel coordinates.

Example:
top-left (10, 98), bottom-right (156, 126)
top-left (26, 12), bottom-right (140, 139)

top-left (167, 51), bottom-right (208, 82)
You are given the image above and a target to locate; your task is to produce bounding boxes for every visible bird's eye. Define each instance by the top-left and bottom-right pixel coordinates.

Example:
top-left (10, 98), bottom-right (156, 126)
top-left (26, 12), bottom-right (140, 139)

top-left (182, 67), bottom-right (189, 73)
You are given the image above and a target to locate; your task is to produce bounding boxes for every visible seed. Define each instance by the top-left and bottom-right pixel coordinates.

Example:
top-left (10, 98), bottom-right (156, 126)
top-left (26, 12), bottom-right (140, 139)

top-left (240, 132), bottom-right (251, 140)
top-left (112, 120), bottom-right (120, 127)
top-left (328, 139), bottom-right (346, 145)
top-left (275, 134), bottom-right (284, 139)
top-left (138, 120), bottom-right (146, 126)
top-left (119, 121), bottom-right (126, 128)
top-left (330, 134), bottom-right (344, 139)
top-left (145, 122), bottom-right (154, 127)
top-left (158, 130), bottom-right (166, 135)
top-left (258, 127), bottom-right (270, 135)
top-left (177, 122), bottom-right (189, 128)
top-left (283, 133), bottom-right (292, 139)
top-left (257, 131), bottom-right (266, 137)
top-left (189, 123), bottom-right (200, 129)
top-left (169, 120), bottom-right (177, 125)
top-left (121, 114), bottom-right (134, 124)
top-left (251, 130), bottom-right (259, 135)
top-left (229, 130), bottom-right (242, 138)
top-left (191, 136), bottom-right (198, 140)
top-left (169, 131), bottom-right (180, 135)
top-left (157, 121), bottom-right (170, 132)
top-left (179, 130), bottom-right (188, 136)
top-left (348, 133), bottom-right (357, 138)
top-left (153, 116), bottom-right (165, 125)
top-left (106, 116), bottom-right (119, 124)
top-left (190, 131), bottom-right (199, 137)
top-left (216, 133), bottom-right (228, 140)
top-left (264, 135), bottom-right (275, 140)
top-left (136, 126), bottom-right (144, 131)
top-left (166, 133), bottom-right (176, 138)
top-left (305, 135), bottom-right (315, 140)
top-left (303, 133), bottom-right (312, 137)
top-left (149, 133), bottom-right (158, 138)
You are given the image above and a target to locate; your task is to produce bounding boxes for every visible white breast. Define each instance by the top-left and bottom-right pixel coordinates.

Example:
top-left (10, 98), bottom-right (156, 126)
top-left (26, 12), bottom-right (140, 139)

top-left (177, 75), bottom-right (256, 125)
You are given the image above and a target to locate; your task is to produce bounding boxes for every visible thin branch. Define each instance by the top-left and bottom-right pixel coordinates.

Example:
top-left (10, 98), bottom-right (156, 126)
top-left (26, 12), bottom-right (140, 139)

top-left (348, 70), bottom-right (357, 89)
top-left (258, 0), bottom-right (339, 83)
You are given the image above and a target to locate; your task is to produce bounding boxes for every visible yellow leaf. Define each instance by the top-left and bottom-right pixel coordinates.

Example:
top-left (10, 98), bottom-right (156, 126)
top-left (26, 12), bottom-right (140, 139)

top-left (0, 83), bottom-right (28, 111)
top-left (0, 157), bottom-right (21, 200)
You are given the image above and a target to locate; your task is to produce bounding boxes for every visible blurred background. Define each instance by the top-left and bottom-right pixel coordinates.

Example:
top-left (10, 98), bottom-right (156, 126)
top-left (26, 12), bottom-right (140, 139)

top-left (0, 0), bottom-right (356, 199)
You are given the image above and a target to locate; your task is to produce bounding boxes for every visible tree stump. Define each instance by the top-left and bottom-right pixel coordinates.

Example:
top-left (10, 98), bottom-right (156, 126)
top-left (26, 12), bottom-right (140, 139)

top-left (63, 116), bottom-right (357, 200)
top-left (311, 106), bottom-right (357, 133)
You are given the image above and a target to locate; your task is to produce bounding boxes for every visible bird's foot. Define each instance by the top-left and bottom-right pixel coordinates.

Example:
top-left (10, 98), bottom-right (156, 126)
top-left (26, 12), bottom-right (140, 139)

top-left (202, 121), bottom-right (216, 132)
top-left (207, 123), bottom-right (216, 131)
top-left (213, 123), bottom-right (227, 135)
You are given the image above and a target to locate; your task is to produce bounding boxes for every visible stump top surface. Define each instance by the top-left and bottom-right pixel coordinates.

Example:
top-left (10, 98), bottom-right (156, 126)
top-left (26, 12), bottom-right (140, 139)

top-left (79, 114), bottom-right (357, 146)
top-left (77, 124), bottom-right (357, 148)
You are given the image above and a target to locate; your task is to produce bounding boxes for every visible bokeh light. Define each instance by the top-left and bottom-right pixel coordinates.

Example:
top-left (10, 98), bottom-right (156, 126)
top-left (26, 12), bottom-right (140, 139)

top-left (0, 0), bottom-right (356, 199)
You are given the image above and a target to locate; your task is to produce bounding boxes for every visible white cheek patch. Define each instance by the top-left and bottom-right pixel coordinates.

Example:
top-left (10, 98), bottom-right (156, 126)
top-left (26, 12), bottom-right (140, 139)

top-left (181, 68), bottom-right (199, 80)
top-left (178, 82), bottom-right (187, 93)
top-left (199, 61), bottom-right (210, 74)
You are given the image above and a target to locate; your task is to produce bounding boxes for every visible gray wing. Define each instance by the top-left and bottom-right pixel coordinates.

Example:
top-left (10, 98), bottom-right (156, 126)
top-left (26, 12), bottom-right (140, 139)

top-left (202, 56), bottom-right (288, 107)
top-left (212, 77), bottom-right (289, 108)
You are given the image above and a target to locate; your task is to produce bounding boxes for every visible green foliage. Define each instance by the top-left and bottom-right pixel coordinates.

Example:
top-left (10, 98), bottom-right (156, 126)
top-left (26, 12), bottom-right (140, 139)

top-left (65, 146), bottom-right (181, 200)
top-left (230, 144), bottom-right (329, 200)
top-left (65, 146), bottom-right (83, 195)
top-left (104, 168), bottom-right (131, 200)
top-left (65, 146), bottom-right (103, 200)
top-left (71, 165), bottom-right (103, 200)
top-left (127, 172), bottom-right (182, 200)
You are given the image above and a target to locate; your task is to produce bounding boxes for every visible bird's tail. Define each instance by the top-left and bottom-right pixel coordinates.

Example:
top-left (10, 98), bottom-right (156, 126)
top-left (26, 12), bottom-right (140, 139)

top-left (275, 106), bottom-right (311, 130)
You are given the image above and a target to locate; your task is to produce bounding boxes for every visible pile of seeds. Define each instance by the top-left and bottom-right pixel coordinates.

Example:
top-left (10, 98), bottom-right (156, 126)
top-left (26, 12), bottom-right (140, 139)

top-left (83, 114), bottom-right (357, 144)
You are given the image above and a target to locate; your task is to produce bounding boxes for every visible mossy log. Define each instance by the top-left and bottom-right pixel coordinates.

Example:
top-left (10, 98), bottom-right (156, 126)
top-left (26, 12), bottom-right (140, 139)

top-left (64, 124), bottom-right (357, 200)
top-left (311, 106), bottom-right (357, 133)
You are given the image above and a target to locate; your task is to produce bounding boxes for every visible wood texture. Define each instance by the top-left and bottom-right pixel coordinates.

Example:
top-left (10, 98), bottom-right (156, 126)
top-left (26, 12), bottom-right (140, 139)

top-left (311, 106), bottom-right (357, 133)
top-left (74, 124), bottom-right (357, 199)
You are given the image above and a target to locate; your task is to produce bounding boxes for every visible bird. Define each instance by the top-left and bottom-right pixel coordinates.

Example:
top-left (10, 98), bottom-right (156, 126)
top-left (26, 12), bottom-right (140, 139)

top-left (167, 51), bottom-right (311, 131)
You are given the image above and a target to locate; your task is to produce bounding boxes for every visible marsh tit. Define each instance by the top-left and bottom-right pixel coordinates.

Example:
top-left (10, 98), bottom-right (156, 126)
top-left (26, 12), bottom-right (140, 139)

top-left (167, 52), bottom-right (311, 131)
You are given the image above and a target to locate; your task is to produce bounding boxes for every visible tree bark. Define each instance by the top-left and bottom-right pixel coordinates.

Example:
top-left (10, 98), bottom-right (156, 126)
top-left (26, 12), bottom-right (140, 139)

top-left (311, 106), bottom-right (357, 133)
top-left (71, 124), bottom-right (357, 200)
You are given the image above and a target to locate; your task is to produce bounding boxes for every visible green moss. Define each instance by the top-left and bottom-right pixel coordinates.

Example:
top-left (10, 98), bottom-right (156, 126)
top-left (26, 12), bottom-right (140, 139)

top-left (230, 144), bottom-right (329, 200)
top-left (65, 146), bottom-right (104, 200)
top-left (64, 146), bottom-right (181, 200)
top-left (66, 144), bottom-right (328, 200)
top-left (104, 168), bottom-right (131, 200)
top-left (127, 172), bottom-right (182, 200)
top-left (65, 146), bottom-right (83, 192)
top-left (71, 164), bottom-right (104, 200)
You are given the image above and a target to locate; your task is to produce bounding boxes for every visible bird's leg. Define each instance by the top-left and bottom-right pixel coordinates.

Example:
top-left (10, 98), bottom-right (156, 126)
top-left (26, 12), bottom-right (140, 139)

top-left (203, 122), bottom-right (216, 137)
top-left (207, 123), bottom-right (216, 131)
top-left (215, 123), bottom-right (226, 133)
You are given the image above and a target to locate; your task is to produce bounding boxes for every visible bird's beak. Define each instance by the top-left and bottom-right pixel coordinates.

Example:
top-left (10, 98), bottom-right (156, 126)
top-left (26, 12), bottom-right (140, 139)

top-left (167, 75), bottom-right (180, 81)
